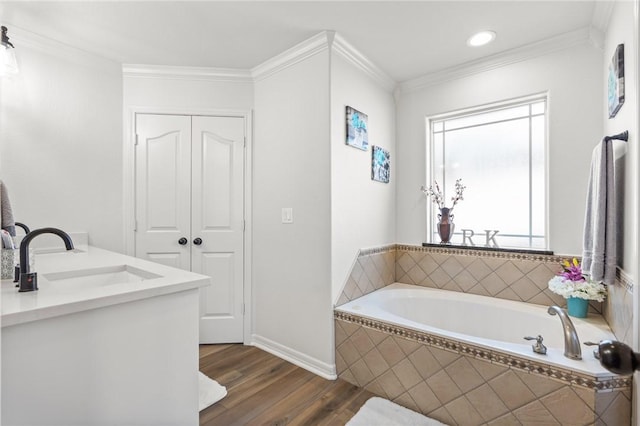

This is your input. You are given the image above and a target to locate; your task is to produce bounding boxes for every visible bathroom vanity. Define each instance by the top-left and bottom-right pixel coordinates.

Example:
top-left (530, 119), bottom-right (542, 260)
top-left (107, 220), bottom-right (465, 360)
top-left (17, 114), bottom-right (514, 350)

top-left (1, 244), bottom-right (210, 425)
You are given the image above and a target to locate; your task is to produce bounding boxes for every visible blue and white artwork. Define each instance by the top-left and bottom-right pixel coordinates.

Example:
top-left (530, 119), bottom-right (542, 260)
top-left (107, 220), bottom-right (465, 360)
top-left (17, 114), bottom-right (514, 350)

top-left (608, 44), bottom-right (624, 118)
top-left (346, 106), bottom-right (368, 150)
top-left (371, 146), bottom-right (390, 183)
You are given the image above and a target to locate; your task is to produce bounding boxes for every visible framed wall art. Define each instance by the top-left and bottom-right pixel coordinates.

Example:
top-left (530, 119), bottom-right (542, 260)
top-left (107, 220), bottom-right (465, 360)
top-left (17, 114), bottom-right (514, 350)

top-left (345, 106), bottom-right (368, 150)
top-left (608, 43), bottom-right (624, 119)
top-left (371, 146), bottom-right (390, 183)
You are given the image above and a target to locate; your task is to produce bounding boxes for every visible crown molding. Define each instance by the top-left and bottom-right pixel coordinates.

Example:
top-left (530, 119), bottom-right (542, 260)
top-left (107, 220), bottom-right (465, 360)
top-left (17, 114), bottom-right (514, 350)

top-left (122, 64), bottom-right (252, 82)
top-left (251, 31), bottom-right (333, 81)
top-left (399, 27), bottom-right (594, 94)
top-left (6, 23), bottom-right (120, 73)
top-left (331, 34), bottom-right (396, 92)
top-left (591, 0), bottom-right (615, 34)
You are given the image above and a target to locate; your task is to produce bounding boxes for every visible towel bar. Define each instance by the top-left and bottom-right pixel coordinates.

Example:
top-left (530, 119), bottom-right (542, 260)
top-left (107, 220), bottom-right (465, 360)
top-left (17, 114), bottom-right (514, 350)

top-left (604, 130), bottom-right (628, 142)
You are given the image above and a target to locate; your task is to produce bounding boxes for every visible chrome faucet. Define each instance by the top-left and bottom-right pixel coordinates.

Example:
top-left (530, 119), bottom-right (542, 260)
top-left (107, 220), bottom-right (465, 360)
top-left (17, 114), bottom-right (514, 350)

top-left (18, 227), bottom-right (74, 292)
top-left (548, 305), bottom-right (582, 360)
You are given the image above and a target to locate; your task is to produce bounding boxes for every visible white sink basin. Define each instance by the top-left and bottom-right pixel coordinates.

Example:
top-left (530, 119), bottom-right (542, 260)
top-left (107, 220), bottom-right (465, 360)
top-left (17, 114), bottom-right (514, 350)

top-left (42, 265), bottom-right (162, 291)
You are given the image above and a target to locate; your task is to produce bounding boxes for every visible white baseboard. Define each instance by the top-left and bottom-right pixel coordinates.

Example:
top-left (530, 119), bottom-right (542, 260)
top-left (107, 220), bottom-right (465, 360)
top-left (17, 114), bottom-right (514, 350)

top-left (250, 334), bottom-right (337, 380)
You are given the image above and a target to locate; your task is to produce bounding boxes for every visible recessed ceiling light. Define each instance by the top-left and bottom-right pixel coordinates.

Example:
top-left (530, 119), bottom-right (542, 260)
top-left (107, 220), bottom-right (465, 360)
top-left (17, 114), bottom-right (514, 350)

top-left (467, 31), bottom-right (496, 47)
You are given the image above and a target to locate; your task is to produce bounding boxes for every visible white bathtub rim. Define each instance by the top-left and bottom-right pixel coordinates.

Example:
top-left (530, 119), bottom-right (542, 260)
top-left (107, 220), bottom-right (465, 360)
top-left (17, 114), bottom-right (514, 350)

top-left (335, 283), bottom-right (618, 378)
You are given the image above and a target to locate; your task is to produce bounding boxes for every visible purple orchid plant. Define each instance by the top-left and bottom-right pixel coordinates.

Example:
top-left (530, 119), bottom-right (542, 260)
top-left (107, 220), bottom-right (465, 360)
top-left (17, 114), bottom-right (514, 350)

top-left (548, 258), bottom-right (607, 302)
top-left (559, 258), bottom-right (586, 282)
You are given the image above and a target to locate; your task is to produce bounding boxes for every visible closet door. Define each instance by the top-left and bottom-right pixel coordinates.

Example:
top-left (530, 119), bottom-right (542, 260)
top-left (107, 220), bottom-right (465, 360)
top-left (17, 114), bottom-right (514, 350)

top-left (192, 116), bottom-right (245, 343)
top-left (135, 114), bottom-right (191, 271)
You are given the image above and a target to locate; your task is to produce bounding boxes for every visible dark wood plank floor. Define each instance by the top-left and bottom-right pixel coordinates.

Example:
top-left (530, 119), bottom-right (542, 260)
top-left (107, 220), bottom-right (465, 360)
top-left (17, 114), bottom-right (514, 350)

top-left (199, 344), bottom-right (374, 426)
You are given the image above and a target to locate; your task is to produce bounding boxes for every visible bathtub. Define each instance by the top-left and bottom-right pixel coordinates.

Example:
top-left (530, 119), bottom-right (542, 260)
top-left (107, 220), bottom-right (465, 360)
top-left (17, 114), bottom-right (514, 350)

top-left (334, 283), bottom-right (631, 424)
top-left (336, 283), bottom-right (617, 377)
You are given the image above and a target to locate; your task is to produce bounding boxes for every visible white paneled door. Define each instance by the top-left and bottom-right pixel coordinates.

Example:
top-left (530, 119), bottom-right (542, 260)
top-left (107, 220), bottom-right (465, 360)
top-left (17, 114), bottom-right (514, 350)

top-left (135, 114), bottom-right (245, 343)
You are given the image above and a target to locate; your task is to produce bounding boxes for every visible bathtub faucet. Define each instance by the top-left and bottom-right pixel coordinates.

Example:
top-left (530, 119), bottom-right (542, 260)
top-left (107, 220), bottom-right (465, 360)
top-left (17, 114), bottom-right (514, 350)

top-left (547, 305), bottom-right (582, 360)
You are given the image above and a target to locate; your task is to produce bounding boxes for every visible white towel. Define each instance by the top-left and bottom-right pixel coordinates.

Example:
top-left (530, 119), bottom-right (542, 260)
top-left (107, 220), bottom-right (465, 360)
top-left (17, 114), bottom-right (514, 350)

top-left (0, 180), bottom-right (16, 237)
top-left (199, 371), bottom-right (227, 411)
top-left (582, 139), bottom-right (616, 285)
top-left (347, 397), bottom-right (447, 426)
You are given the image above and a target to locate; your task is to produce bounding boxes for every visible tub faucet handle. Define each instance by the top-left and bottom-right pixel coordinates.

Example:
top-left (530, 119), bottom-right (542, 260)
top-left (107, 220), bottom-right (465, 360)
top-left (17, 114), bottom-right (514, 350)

top-left (584, 341), bottom-right (601, 359)
top-left (524, 335), bottom-right (547, 355)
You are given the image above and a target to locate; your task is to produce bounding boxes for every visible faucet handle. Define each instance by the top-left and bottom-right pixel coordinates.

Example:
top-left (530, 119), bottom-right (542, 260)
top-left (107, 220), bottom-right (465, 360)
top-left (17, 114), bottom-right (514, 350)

top-left (524, 335), bottom-right (547, 355)
top-left (584, 341), bottom-right (601, 359)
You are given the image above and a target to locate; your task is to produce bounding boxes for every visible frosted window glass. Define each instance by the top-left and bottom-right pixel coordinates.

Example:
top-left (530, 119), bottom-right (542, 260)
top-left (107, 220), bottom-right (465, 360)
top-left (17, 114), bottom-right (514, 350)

top-left (531, 102), bottom-right (546, 115)
top-left (429, 98), bottom-right (547, 249)
top-left (444, 105), bottom-right (529, 131)
top-left (531, 116), bottom-right (546, 236)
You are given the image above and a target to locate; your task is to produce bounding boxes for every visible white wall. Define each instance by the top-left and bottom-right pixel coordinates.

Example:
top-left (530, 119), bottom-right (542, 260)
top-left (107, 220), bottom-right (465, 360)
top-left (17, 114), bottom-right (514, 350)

top-left (252, 48), bottom-right (334, 375)
top-left (0, 29), bottom-right (123, 252)
top-left (330, 51), bottom-right (396, 303)
top-left (123, 74), bottom-right (253, 111)
top-left (603, 2), bottom-right (639, 424)
top-left (396, 42), bottom-right (603, 256)
top-left (603, 1), bottom-right (638, 284)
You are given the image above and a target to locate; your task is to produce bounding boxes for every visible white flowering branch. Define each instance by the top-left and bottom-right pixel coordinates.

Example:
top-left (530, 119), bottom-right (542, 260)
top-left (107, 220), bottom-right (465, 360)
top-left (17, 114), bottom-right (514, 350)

top-left (421, 179), bottom-right (466, 212)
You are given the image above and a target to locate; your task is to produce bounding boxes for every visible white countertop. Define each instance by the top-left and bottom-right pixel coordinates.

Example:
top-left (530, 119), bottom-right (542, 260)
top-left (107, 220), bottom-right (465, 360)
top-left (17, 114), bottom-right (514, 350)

top-left (1, 245), bottom-right (210, 327)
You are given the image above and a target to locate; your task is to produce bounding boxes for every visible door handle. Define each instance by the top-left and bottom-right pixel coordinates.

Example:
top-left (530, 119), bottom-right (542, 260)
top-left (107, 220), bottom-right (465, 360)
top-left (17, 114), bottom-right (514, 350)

top-left (178, 237), bottom-right (188, 245)
top-left (193, 238), bottom-right (203, 245)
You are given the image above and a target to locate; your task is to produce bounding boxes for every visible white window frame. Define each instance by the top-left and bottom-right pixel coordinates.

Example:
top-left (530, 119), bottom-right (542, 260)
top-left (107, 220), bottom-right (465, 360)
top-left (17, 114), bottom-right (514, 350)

top-left (425, 93), bottom-right (550, 250)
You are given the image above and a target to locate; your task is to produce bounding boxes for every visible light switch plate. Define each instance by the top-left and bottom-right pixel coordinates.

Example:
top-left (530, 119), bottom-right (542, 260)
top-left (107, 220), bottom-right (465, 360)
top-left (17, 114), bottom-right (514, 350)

top-left (282, 208), bottom-right (293, 224)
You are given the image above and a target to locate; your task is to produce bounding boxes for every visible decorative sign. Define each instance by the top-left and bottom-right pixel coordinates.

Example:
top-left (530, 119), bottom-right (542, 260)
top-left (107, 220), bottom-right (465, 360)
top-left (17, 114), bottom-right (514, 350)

top-left (461, 229), bottom-right (500, 248)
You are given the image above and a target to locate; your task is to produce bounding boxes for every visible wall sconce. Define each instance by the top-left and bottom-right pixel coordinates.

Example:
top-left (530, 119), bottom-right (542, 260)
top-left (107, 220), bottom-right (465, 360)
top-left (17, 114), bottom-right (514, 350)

top-left (1, 26), bottom-right (19, 77)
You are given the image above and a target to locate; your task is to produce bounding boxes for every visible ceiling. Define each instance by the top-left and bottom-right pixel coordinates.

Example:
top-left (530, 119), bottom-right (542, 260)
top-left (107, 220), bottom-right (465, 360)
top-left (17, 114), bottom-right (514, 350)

top-left (1, 1), bottom-right (602, 83)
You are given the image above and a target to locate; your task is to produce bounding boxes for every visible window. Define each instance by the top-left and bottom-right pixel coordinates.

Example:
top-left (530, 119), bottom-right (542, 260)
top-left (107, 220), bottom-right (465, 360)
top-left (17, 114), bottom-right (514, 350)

top-left (427, 96), bottom-right (547, 249)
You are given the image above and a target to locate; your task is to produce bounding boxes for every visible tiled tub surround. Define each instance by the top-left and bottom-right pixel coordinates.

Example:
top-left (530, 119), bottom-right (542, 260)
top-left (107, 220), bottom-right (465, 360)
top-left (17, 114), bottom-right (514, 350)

top-left (338, 244), bottom-right (600, 311)
top-left (336, 244), bottom-right (640, 333)
top-left (334, 244), bottom-right (635, 424)
top-left (335, 309), bottom-right (631, 425)
top-left (336, 244), bottom-right (396, 307)
top-left (603, 269), bottom-right (634, 348)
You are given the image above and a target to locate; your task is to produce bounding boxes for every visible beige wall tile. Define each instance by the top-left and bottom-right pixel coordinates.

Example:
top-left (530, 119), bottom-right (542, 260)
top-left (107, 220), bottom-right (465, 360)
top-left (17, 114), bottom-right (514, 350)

top-left (337, 339), bottom-right (361, 367)
top-left (540, 387), bottom-right (595, 424)
top-left (377, 336), bottom-right (406, 366)
top-left (350, 327), bottom-right (375, 356)
top-left (467, 358), bottom-right (508, 381)
top-left (445, 357), bottom-right (485, 393)
top-left (408, 346), bottom-right (442, 380)
top-left (445, 395), bottom-right (485, 426)
top-left (362, 348), bottom-right (390, 377)
top-left (407, 381), bottom-right (442, 414)
top-left (392, 358), bottom-right (423, 390)
top-left (395, 336), bottom-right (421, 356)
top-left (427, 370), bottom-right (463, 405)
top-left (489, 370), bottom-right (537, 410)
top-left (350, 359), bottom-right (375, 387)
top-left (514, 371), bottom-right (564, 398)
top-left (598, 391), bottom-right (631, 426)
top-left (377, 370), bottom-right (405, 400)
top-left (513, 400), bottom-right (560, 424)
top-left (466, 384), bottom-right (510, 422)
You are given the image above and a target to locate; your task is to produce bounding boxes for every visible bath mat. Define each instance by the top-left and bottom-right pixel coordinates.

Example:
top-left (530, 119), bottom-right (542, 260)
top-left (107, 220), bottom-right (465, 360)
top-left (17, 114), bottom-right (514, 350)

top-left (199, 371), bottom-right (227, 411)
top-left (346, 397), bottom-right (447, 426)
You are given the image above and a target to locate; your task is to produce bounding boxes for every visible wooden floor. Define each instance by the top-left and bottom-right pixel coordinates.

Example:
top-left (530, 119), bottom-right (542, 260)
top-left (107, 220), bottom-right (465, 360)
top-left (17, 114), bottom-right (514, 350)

top-left (199, 344), bottom-right (374, 426)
